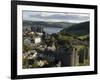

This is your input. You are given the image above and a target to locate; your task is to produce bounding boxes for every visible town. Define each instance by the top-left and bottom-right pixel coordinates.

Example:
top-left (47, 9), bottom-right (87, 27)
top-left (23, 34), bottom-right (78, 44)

top-left (22, 22), bottom-right (90, 69)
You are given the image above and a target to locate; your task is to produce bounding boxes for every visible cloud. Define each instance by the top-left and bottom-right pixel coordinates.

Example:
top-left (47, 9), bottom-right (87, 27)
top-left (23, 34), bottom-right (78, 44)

top-left (23, 11), bottom-right (90, 23)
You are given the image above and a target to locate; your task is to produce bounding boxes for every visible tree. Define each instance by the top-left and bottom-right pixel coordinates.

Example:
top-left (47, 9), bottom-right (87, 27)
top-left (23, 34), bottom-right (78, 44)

top-left (23, 44), bottom-right (32, 52)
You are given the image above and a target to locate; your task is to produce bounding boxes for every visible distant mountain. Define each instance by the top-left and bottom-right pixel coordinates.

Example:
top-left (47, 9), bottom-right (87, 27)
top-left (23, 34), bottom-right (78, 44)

top-left (60, 21), bottom-right (89, 36)
top-left (23, 20), bottom-right (75, 28)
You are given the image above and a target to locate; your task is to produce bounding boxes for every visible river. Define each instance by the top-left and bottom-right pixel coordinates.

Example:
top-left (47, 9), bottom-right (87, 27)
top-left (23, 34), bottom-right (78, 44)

top-left (43, 27), bottom-right (63, 34)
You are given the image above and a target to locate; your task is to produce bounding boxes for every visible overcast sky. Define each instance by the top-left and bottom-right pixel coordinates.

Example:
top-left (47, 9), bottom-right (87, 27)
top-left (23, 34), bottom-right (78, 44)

top-left (23, 11), bottom-right (90, 23)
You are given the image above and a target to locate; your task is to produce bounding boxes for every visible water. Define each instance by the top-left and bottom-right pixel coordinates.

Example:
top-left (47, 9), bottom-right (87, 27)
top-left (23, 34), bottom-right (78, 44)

top-left (43, 27), bottom-right (63, 34)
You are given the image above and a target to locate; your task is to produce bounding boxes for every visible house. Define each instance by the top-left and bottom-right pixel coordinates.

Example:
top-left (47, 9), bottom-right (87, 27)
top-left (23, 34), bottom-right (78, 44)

top-left (34, 37), bottom-right (41, 44)
top-left (37, 32), bottom-right (43, 36)
top-left (23, 25), bottom-right (31, 32)
top-left (24, 38), bottom-right (31, 45)
top-left (46, 44), bottom-right (56, 51)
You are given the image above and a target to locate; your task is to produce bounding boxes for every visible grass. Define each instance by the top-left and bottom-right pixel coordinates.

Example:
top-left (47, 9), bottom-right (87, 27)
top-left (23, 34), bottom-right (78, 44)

top-left (78, 35), bottom-right (89, 40)
top-left (73, 45), bottom-right (85, 53)
top-left (78, 59), bottom-right (89, 66)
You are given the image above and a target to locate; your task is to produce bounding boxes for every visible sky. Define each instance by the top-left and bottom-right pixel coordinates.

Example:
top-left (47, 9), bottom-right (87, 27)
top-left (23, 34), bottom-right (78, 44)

top-left (23, 11), bottom-right (90, 23)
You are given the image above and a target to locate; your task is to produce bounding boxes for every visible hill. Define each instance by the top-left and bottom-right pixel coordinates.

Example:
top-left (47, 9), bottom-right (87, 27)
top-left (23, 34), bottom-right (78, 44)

top-left (60, 21), bottom-right (89, 36)
top-left (23, 20), bottom-right (75, 28)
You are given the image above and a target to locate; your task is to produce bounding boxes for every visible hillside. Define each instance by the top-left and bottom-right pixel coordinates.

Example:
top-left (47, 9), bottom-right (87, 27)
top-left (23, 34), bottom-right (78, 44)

top-left (60, 21), bottom-right (90, 36)
top-left (23, 20), bottom-right (75, 28)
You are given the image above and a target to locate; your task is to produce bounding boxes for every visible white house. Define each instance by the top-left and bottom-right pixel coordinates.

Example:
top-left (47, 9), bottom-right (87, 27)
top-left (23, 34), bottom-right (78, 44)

top-left (34, 37), bottom-right (41, 44)
top-left (37, 32), bottom-right (43, 36)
